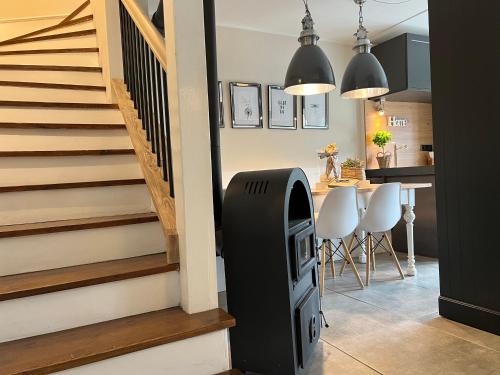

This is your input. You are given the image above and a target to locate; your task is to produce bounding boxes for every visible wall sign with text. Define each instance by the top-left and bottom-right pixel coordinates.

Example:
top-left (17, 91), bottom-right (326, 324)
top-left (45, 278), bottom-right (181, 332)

top-left (388, 116), bottom-right (409, 127)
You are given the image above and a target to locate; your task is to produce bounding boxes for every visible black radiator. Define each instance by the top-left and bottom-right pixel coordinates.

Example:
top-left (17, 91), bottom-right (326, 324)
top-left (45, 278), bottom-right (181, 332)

top-left (223, 168), bottom-right (320, 375)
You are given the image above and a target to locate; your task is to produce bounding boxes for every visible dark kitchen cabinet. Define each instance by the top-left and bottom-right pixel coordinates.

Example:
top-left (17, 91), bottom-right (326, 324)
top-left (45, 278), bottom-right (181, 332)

top-left (372, 33), bottom-right (431, 101)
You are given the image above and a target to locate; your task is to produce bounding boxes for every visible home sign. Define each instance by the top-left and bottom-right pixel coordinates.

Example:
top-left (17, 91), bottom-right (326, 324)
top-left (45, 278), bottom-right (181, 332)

top-left (388, 116), bottom-right (408, 127)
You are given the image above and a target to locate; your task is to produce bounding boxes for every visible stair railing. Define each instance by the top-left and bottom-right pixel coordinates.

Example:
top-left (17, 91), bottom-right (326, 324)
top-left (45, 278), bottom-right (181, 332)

top-left (115, 0), bottom-right (178, 262)
top-left (118, 0), bottom-right (173, 195)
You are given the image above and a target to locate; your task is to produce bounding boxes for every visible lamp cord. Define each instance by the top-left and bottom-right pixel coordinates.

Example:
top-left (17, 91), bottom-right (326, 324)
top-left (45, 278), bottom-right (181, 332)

top-left (358, 3), bottom-right (364, 28)
top-left (302, 0), bottom-right (310, 15)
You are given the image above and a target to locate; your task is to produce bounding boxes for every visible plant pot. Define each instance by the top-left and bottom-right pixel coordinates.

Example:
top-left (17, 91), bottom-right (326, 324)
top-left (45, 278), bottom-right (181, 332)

top-left (376, 153), bottom-right (392, 168)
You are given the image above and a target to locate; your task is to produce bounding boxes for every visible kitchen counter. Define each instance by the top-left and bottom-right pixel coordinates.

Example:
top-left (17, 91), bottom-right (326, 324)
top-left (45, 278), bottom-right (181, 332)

top-left (366, 165), bottom-right (438, 258)
top-left (366, 166), bottom-right (435, 178)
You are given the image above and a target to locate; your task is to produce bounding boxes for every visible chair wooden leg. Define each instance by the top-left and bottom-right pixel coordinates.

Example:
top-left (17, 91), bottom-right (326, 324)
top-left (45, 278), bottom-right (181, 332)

top-left (384, 231), bottom-right (405, 279)
top-left (328, 241), bottom-right (336, 278)
top-left (365, 234), bottom-right (371, 286)
top-left (371, 245), bottom-right (376, 272)
top-left (341, 238), bottom-right (364, 289)
top-left (339, 234), bottom-right (355, 276)
top-left (320, 241), bottom-right (326, 296)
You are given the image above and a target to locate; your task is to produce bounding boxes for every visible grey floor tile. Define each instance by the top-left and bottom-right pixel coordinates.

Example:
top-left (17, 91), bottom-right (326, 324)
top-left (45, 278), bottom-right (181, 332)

top-left (419, 313), bottom-right (500, 353)
top-left (305, 340), bottom-right (381, 375)
top-left (323, 319), bottom-right (500, 375)
top-left (221, 255), bottom-right (500, 374)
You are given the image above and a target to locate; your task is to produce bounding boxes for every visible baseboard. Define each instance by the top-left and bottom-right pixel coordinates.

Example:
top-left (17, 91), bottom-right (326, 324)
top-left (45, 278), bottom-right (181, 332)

top-left (439, 296), bottom-right (500, 335)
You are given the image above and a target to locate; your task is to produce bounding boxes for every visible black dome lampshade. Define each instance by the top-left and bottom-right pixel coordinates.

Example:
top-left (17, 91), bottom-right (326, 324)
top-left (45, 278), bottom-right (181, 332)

top-left (285, 2), bottom-right (336, 96)
top-left (341, 0), bottom-right (389, 99)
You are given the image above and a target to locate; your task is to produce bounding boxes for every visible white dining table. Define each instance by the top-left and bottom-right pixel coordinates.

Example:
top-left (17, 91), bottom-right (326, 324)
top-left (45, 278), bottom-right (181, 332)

top-left (312, 182), bottom-right (432, 276)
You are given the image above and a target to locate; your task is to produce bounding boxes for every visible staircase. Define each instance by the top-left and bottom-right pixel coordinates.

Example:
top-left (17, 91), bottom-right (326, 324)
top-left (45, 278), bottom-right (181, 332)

top-left (0, 1), bottom-right (233, 374)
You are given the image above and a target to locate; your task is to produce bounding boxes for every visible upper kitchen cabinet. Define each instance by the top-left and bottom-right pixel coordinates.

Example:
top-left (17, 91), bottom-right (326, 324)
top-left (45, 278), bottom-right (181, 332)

top-left (372, 33), bottom-right (431, 102)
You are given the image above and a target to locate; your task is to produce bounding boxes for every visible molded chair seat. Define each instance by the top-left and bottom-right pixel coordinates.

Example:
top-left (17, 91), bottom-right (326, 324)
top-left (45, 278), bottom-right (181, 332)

top-left (356, 183), bottom-right (405, 285)
top-left (315, 186), bottom-right (364, 294)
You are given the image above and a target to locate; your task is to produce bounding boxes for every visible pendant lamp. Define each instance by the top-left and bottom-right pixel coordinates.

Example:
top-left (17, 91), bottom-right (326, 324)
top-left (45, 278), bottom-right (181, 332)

top-left (285, 0), bottom-right (335, 96)
top-left (341, 0), bottom-right (389, 99)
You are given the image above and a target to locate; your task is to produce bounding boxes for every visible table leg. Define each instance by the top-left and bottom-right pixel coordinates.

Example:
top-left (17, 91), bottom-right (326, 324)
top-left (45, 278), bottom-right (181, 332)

top-left (358, 208), bottom-right (367, 264)
top-left (403, 204), bottom-right (417, 276)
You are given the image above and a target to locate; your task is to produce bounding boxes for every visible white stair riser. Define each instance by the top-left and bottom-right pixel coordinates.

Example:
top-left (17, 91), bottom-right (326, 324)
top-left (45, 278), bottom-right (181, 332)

top-left (0, 272), bottom-right (180, 342)
top-left (0, 52), bottom-right (100, 67)
top-left (0, 108), bottom-right (124, 123)
top-left (0, 155), bottom-right (143, 185)
top-left (0, 86), bottom-right (107, 103)
top-left (0, 222), bottom-right (166, 276)
top-left (0, 6), bottom-right (92, 40)
top-left (0, 35), bottom-right (98, 51)
top-left (32, 21), bottom-right (96, 38)
top-left (55, 330), bottom-right (231, 375)
top-left (0, 17), bottom-right (66, 41)
top-left (0, 70), bottom-right (104, 86)
top-left (0, 129), bottom-right (130, 150)
top-left (0, 185), bottom-right (152, 225)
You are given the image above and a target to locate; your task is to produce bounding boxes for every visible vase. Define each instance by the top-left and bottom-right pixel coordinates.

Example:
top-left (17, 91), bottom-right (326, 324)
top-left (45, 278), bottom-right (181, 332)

top-left (376, 153), bottom-right (392, 168)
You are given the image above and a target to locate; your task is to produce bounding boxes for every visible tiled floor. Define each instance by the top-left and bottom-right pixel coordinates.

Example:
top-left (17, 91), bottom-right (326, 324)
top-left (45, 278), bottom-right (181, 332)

top-left (220, 253), bottom-right (500, 374)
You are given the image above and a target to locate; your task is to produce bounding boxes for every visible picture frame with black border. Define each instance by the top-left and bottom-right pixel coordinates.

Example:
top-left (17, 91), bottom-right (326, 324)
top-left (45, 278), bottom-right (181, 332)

top-left (218, 81), bottom-right (224, 128)
top-left (229, 82), bottom-right (263, 129)
top-left (268, 85), bottom-right (297, 130)
top-left (302, 93), bottom-right (329, 129)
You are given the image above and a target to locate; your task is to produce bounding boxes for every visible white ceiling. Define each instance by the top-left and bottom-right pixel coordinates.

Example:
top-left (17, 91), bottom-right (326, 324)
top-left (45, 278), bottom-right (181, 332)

top-left (215, 0), bottom-right (429, 45)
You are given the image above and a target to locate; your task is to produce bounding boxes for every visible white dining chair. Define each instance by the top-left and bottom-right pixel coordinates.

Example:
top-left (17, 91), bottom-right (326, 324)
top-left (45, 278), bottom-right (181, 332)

top-left (316, 186), bottom-right (364, 295)
top-left (357, 182), bottom-right (405, 285)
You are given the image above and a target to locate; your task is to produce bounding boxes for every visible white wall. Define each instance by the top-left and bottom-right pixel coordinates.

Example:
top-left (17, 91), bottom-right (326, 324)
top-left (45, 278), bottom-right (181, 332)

top-left (216, 26), bottom-right (364, 186)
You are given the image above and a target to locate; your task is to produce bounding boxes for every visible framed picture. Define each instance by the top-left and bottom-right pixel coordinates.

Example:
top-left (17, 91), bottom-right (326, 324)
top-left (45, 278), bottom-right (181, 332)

top-left (302, 94), bottom-right (329, 129)
top-left (268, 85), bottom-right (297, 130)
top-left (218, 81), bottom-right (224, 128)
top-left (229, 82), bottom-right (263, 128)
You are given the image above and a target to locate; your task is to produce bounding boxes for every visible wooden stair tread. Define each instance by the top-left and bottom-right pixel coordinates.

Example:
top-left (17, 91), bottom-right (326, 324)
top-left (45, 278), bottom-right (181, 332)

top-left (0, 149), bottom-right (134, 157)
top-left (0, 307), bottom-right (235, 375)
top-left (0, 100), bottom-right (118, 109)
top-left (0, 47), bottom-right (99, 56)
top-left (0, 212), bottom-right (159, 238)
top-left (0, 29), bottom-right (97, 46)
top-left (0, 81), bottom-right (105, 91)
top-left (0, 64), bottom-right (102, 72)
top-left (0, 122), bottom-right (125, 129)
top-left (0, 254), bottom-right (178, 301)
top-left (0, 178), bottom-right (146, 193)
top-left (0, 15), bottom-right (94, 46)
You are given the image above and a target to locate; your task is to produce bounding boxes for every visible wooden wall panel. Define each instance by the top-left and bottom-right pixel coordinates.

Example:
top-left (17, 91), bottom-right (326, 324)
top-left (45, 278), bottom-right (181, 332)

top-left (364, 101), bottom-right (433, 169)
top-left (429, 0), bottom-right (499, 334)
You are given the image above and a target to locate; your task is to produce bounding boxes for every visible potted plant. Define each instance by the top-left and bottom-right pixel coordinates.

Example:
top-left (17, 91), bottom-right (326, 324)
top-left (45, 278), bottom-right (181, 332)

top-left (341, 158), bottom-right (366, 180)
top-left (373, 130), bottom-right (393, 168)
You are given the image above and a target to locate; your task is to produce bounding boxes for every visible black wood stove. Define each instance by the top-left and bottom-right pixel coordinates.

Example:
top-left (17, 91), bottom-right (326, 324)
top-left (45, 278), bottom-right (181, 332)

top-left (223, 168), bottom-right (320, 374)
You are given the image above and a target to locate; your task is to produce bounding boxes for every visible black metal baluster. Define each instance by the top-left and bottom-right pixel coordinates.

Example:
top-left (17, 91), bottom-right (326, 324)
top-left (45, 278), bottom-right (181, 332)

top-left (143, 37), bottom-right (152, 142)
top-left (119, 3), bottom-right (128, 87)
top-left (151, 55), bottom-right (161, 166)
top-left (162, 69), bottom-right (175, 197)
top-left (124, 11), bottom-right (133, 99)
top-left (127, 12), bottom-right (136, 104)
top-left (139, 34), bottom-right (149, 139)
top-left (156, 59), bottom-right (168, 179)
top-left (135, 24), bottom-right (144, 119)
top-left (147, 49), bottom-right (157, 155)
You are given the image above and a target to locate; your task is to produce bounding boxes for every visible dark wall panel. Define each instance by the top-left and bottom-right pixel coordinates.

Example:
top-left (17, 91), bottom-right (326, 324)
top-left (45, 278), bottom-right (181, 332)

top-left (428, 0), bottom-right (499, 334)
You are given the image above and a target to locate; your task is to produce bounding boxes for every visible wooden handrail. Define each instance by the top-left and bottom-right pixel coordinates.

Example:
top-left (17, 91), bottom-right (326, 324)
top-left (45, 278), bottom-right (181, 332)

top-left (120, 0), bottom-right (167, 72)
